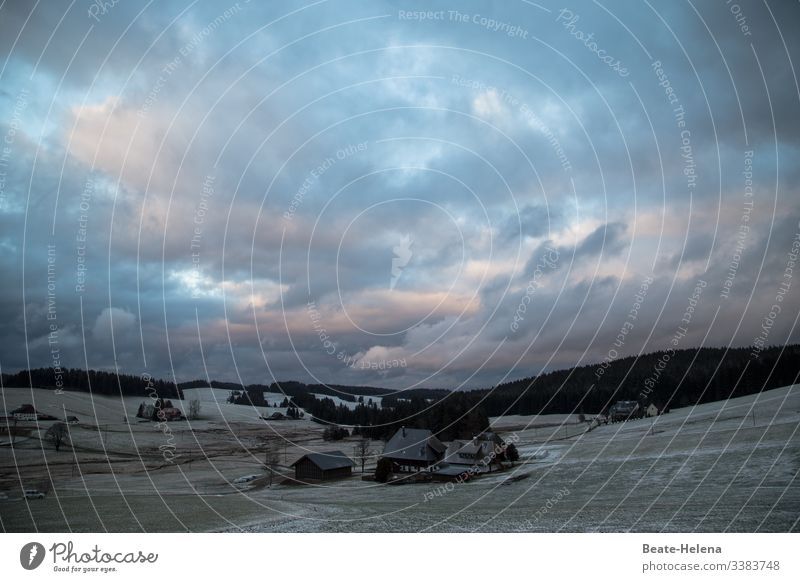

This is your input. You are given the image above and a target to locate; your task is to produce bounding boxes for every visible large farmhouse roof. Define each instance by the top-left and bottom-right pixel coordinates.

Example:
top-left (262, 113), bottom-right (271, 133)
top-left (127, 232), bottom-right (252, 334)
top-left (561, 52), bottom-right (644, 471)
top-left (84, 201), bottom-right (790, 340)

top-left (382, 427), bottom-right (446, 462)
top-left (291, 450), bottom-right (355, 471)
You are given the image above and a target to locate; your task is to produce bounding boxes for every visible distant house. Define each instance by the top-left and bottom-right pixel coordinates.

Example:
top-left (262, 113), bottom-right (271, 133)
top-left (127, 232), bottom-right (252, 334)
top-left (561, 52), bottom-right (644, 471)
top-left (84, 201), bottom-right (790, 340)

top-left (440, 437), bottom-right (503, 473)
top-left (475, 431), bottom-right (504, 446)
top-left (11, 404), bottom-right (37, 422)
top-left (65, 416), bottom-right (79, 424)
top-left (645, 402), bottom-right (667, 417)
top-left (292, 450), bottom-right (354, 482)
top-left (608, 400), bottom-right (641, 422)
top-left (136, 402), bottom-right (183, 421)
top-left (263, 412), bottom-right (286, 421)
top-left (12, 412), bottom-right (36, 421)
top-left (159, 407), bottom-right (183, 421)
top-left (381, 427), bottom-right (446, 472)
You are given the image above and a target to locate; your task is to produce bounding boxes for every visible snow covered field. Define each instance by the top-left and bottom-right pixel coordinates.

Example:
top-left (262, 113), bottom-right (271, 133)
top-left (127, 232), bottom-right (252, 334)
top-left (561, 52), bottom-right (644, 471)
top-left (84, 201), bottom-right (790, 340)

top-left (1, 384), bottom-right (798, 532)
top-left (308, 393), bottom-right (382, 410)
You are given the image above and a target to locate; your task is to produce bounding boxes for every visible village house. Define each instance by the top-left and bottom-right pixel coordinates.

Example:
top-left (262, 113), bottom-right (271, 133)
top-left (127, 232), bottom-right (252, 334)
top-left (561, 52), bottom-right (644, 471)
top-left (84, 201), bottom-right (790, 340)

top-left (440, 437), bottom-right (503, 472)
top-left (11, 404), bottom-right (37, 422)
top-left (608, 400), bottom-right (641, 422)
top-left (645, 402), bottom-right (667, 417)
top-left (136, 401), bottom-right (183, 421)
top-left (381, 427), bottom-right (446, 472)
top-left (159, 407), bottom-right (183, 421)
top-left (291, 450), bottom-right (354, 482)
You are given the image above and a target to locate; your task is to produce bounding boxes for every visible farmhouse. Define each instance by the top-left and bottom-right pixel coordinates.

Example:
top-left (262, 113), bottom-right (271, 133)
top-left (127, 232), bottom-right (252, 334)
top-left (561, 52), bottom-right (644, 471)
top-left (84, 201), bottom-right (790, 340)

top-left (430, 434), bottom-right (507, 481)
top-left (11, 404), bottom-right (37, 422)
top-left (609, 400), bottom-right (641, 422)
top-left (381, 427), bottom-right (446, 472)
top-left (442, 438), bottom-right (503, 472)
top-left (136, 402), bottom-right (183, 421)
top-left (159, 407), bottom-right (183, 421)
top-left (292, 450), bottom-right (354, 482)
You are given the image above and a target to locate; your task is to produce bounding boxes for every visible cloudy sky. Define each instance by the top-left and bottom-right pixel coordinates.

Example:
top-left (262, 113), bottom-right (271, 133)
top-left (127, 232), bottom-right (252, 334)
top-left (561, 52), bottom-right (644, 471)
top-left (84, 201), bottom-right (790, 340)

top-left (0, 0), bottom-right (798, 390)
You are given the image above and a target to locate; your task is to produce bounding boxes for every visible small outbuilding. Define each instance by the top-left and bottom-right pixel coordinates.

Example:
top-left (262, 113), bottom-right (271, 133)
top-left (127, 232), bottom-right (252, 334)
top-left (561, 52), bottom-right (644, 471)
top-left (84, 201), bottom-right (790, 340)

top-left (292, 450), bottom-right (354, 482)
top-left (645, 402), bottom-right (667, 417)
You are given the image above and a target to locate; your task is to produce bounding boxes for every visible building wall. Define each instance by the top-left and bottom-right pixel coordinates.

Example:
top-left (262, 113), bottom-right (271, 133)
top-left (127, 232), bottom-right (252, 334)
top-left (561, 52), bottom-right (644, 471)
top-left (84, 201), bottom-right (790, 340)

top-left (295, 459), bottom-right (323, 481)
top-left (388, 458), bottom-right (435, 473)
top-left (294, 459), bottom-right (352, 481)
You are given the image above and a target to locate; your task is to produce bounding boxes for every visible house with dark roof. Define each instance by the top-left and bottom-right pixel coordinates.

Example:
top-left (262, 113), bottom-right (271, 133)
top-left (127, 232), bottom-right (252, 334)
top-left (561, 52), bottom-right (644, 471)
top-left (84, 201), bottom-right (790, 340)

top-left (443, 438), bottom-right (503, 471)
top-left (291, 450), bottom-right (354, 482)
top-left (429, 437), bottom-right (505, 481)
top-left (11, 404), bottom-right (37, 422)
top-left (381, 427), bottom-right (446, 472)
top-left (609, 400), bottom-right (641, 422)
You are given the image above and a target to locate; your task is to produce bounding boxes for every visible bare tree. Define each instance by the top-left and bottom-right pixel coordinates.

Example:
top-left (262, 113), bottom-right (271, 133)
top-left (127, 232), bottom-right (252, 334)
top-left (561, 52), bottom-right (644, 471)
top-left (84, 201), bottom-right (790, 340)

top-left (353, 438), bottom-right (373, 473)
top-left (187, 399), bottom-right (201, 420)
top-left (45, 422), bottom-right (69, 452)
top-left (264, 441), bottom-right (280, 487)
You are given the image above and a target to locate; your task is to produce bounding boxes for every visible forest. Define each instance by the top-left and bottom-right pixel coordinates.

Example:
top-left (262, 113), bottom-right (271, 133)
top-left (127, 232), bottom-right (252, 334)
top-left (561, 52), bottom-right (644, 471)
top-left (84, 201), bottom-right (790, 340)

top-left (4, 344), bottom-right (798, 442)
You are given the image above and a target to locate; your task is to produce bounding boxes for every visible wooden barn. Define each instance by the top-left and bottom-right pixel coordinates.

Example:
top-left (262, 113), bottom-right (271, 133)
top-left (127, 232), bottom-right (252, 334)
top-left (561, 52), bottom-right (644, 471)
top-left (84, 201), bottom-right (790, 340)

top-left (291, 450), bottom-right (355, 482)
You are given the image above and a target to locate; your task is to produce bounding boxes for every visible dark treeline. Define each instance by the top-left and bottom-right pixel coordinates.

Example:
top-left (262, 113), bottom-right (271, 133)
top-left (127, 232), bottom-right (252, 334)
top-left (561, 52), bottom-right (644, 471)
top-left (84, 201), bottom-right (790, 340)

top-left (1, 367), bottom-right (182, 399)
top-left (179, 379), bottom-right (243, 392)
top-left (301, 391), bottom-right (487, 442)
top-left (240, 345), bottom-right (797, 437)
top-left (226, 380), bottom-right (447, 409)
top-left (178, 379), bottom-right (399, 401)
top-left (261, 381), bottom-right (447, 404)
top-left (227, 384), bottom-right (484, 441)
top-left (476, 345), bottom-right (800, 417)
top-left (5, 344), bottom-right (799, 440)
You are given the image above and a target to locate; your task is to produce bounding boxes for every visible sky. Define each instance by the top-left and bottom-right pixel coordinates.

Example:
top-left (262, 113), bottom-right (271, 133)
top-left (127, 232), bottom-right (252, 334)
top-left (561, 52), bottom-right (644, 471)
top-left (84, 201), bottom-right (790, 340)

top-left (0, 0), bottom-right (798, 390)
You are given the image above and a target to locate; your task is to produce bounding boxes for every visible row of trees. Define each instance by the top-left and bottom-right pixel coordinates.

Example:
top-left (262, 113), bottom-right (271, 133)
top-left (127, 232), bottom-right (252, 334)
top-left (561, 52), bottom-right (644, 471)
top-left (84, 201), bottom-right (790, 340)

top-left (307, 390), bottom-right (489, 442)
top-left (475, 345), bottom-right (800, 417)
top-left (227, 382), bottom-right (488, 441)
top-left (10, 345), bottom-right (799, 443)
top-left (225, 345), bottom-right (799, 443)
top-left (2, 368), bottom-right (182, 399)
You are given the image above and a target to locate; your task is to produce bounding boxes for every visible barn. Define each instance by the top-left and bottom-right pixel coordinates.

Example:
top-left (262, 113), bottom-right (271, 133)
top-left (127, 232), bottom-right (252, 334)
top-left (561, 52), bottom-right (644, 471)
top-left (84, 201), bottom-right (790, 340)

top-left (291, 450), bottom-right (355, 482)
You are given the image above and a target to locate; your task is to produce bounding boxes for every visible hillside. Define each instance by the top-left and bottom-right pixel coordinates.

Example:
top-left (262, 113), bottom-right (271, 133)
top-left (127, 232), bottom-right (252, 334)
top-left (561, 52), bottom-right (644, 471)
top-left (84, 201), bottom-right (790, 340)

top-left (476, 345), bottom-right (800, 417)
top-left (4, 345), bottom-right (798, 440)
